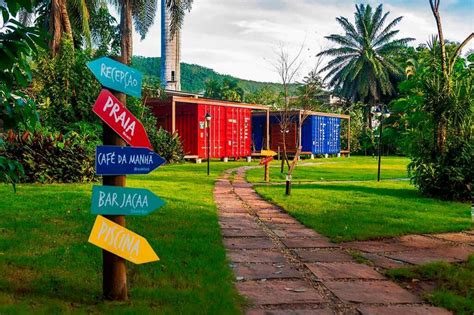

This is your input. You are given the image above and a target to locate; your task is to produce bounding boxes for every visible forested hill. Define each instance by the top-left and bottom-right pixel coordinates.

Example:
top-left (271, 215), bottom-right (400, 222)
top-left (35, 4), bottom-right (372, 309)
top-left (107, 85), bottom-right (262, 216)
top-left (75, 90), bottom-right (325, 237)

top-left (131, 56), bottom-right (285, 94)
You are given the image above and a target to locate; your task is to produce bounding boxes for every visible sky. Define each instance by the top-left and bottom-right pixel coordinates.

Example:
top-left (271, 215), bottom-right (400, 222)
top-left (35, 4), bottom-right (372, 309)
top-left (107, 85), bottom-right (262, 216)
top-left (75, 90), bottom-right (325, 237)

top-left (129, 0), bottom-right (474, 83)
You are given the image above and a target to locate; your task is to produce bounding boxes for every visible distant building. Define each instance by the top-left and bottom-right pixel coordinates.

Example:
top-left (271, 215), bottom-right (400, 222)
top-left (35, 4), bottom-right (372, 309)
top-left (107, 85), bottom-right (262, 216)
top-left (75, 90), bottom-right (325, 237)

top-left (161, 0), bottom-right (181, 91)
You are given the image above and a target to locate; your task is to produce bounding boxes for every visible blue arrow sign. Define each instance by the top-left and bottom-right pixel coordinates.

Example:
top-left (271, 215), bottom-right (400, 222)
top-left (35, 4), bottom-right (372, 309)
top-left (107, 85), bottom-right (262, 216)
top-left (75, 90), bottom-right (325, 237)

top-left (95, 146), bottom-right (165, 175)
top-left (91, 185), bottom-right (165, 215)
top-left (87, 57), bottom-right (142, 98)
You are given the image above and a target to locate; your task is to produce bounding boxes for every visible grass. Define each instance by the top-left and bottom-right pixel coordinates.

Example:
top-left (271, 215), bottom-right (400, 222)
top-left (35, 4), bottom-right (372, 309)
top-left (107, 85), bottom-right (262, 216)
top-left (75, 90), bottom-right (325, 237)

top-left (246, 156), bottom-right (410, 183)
top-left (254, 181), bottom-right (471, 242)
top-left (0, 161), bottom-right (254, 314)
top-left (387, 255), bottom-right (474, 314)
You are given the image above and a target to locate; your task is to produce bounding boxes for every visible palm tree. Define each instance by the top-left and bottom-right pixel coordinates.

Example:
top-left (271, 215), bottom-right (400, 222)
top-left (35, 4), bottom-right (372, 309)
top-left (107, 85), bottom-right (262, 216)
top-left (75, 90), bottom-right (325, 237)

top-left (318, 4), bottom-right (414, 130)
top-left (110, 0), bottom-right (193, 64)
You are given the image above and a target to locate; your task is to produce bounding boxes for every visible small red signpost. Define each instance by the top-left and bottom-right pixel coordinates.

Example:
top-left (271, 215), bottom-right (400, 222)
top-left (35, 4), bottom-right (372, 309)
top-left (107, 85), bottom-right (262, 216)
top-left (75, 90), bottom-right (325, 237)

top-left (260, 156), bottom-right (273, 182)
top-left (260, 156), bottom-right (274, 165)
top-left (93, 89), bottom-right (152, 150)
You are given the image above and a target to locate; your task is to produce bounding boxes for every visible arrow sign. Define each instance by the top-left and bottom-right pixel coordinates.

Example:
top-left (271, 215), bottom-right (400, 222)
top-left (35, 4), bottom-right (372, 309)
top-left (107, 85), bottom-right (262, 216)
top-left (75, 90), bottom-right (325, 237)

top-left (93, 89), bottom-right (152, 149)
top-left (260, 150), bottom-right (277, 157)
top-left (88, 215), bottom-right (159, 264)
top-left (87, 57), bottom-right (142, 98)
top-left (96, 146), bottom-right (165, 175)
top-left (91, 185), bottom-right (165, 216)
top-left (260, 156), bottom-right (273, 165)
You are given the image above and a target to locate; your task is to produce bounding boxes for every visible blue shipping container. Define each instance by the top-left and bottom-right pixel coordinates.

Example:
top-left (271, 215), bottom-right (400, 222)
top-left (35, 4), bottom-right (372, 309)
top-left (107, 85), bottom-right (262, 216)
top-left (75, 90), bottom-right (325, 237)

top-left (251, 113), bottom-right (341, 155)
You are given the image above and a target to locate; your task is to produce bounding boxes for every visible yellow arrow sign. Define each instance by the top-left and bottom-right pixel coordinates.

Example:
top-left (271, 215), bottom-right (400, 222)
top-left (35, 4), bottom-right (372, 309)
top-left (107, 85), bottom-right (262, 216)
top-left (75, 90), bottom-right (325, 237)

top-left (88, 215), bottom-right (159, 264)
top-left (260, 150), bottom-right (277, 157)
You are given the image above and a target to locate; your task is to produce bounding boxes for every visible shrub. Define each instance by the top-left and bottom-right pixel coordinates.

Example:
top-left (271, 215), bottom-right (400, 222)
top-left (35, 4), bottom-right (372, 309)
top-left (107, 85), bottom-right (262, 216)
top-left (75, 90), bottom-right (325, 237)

top-left (2, 130), bottom-right (96, 183)
top-left (149, 128), bottom-right (184, 163)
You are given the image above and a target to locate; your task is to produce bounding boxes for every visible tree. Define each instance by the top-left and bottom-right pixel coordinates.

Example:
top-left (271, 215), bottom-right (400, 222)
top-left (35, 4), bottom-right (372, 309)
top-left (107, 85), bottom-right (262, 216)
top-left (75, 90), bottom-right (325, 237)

top-left (318, 4), bottom-right (414, 131)
top-left (109, 0), bottom-right (193, 64)
top-left (0, 0), bottom-right (46, 190)
top-left (204, 78), bottom-right (244, 102)
top-left (428, 0), bottom-right (473, 153)
top-left (269, 43), bottom-right (305, 173)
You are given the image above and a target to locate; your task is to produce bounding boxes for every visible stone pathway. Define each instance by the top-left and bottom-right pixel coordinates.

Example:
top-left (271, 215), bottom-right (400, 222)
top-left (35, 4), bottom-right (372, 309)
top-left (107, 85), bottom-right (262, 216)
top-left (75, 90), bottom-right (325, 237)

top-left (214, 167), bottom-right (472, 314)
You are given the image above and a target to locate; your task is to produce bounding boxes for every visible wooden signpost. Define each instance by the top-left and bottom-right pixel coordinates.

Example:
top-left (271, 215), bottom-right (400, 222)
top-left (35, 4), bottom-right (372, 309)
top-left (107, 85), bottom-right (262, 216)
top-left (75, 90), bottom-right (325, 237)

top-left (87, 57), bottom-right (143, 98)
top-left (95, 146), bottom-right (165, 175)
top-left (91, 186), bottom-right (165, 216)
top-left (87, 56), bottom-right (161, 301)
top-left (89, 215), bottom-right (159, 264)
top-left (93, 89), bottom-right (152, 149)
top-left (260, 150), bottom-right (276, 182)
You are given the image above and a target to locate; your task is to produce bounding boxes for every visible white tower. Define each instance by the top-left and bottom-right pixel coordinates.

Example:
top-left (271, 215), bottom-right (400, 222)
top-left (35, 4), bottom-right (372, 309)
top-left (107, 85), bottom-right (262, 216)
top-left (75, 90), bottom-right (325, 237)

top-left (161, 0), bottom-right (181, 91)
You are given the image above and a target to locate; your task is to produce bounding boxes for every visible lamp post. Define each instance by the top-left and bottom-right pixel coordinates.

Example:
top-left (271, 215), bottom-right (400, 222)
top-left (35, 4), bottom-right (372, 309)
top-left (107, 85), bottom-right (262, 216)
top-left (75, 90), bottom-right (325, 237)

top-left (205, 113), bottom-right (212, 176)
top-left (371, 105), bottom-right (391, 182)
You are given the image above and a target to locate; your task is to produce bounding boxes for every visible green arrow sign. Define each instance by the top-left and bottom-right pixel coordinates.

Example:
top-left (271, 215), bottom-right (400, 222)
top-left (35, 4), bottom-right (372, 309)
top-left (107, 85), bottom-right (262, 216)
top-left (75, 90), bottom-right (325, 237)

top-left (91, 185), bottom-right (165, 215)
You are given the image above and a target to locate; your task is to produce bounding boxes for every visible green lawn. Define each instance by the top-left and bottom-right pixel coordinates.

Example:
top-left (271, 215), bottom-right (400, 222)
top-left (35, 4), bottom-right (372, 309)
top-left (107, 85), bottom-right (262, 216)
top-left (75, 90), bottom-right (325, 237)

top-left (254, 181), bottom-right (471, 242)
top-left (387, 256), bottom-right (474, 314)
top-left (0, 161), bottom-right (253, 314)
top-left (246, 156), bottom-right (410, 183)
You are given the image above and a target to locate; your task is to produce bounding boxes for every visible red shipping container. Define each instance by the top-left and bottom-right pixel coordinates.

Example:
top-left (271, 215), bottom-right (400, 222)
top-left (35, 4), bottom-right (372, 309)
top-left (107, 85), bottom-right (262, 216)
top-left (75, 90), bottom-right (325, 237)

top-left (147, 97), bottom-right (257, 159)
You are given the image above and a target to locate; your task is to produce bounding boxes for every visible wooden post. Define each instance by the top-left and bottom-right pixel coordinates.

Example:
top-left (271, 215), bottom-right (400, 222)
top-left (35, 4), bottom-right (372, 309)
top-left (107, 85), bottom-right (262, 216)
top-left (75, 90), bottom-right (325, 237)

top-left (102, 57), bottom-right (128, 301)
top-left (171, 98), bottom-right (176, 133)
top-left (298, 110), bottom-right (302, 149)
top-left (347, 116), bottom-right (351, 154)
top-left (266, 109), bottom-right (270, 150)
top-left (264, 163), bottom-right (270, 182)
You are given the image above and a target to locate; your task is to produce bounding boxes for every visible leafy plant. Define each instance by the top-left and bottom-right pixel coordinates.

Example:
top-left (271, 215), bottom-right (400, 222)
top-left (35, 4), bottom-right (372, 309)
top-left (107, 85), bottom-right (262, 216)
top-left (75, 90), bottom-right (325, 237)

top-left (33, 38), bottom-right (101, 131)
top-left (149, 128), bottom-right (184, 163)
top-left (2, 130), bottom-right (96, 183)
top-left (392, 41), bottom-right (473, 201)
top-left (0, 1), bottom-right (46, 190)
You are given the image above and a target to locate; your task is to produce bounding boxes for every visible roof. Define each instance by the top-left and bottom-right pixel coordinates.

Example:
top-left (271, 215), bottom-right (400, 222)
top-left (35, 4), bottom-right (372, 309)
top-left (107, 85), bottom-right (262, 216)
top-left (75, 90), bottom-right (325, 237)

top-left (252, 109), bottom-right (350, 119)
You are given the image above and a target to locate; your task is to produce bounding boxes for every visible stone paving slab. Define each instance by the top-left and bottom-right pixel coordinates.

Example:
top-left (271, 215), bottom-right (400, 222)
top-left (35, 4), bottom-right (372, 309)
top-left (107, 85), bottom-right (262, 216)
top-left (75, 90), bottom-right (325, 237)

top-left (281, 238), bottom-right (336, 249)
top-left (265, 222), bottom-right (307, 230)
top-left (361, 253), bottom-right (408, 269)
top-left (341, 240), bottom-right (413, 253)
top-left (260, 217), bottom-right (302, 224)
top-left (306, 262), bottom-right (385, 280)
top-left (431, 232), bottom-right (474, 245)
top-left (293, 249), bottom-right (353, 263)
top-left (273, 228), bottom-right (322, 238)
top-left (222, 228), bottom-right (268, 237)
top-left (233, 263), bottom-right (301, 280)
top-left (385, 246), bottom-right (473, 265)
top-left (227, 250), bottom-right (287, 263)
top-left (219, 219), bottom-right (260, 229)
top-left (219, 212), bottom-right (254, 218)
top-left (236, 280), bottom-right (327, 305)
top-left (398, 235), bottom-right (450, 249)
top-left (247, 308), bottom-right (334, 315)
top-left (257, 213), bottom-right (295, 219)
top-left (324, 280), bottom-right (421, 304)
top-left (224, 237), bottom-right (275, 250)
top-left (358, 305), bottom-right (452, 315)
top-left (219, 207), bottom-right (250, 213)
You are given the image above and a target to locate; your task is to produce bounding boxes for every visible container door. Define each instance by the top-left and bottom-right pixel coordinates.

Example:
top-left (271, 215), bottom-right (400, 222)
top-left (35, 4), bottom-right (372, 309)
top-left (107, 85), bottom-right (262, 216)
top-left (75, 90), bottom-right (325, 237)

top-left (313, 116), bottom-right (325, 154)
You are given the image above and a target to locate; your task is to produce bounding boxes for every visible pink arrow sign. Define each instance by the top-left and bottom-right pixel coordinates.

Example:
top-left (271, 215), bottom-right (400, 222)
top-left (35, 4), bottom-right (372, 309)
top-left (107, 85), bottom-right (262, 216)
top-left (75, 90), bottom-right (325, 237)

top-left (93, 89), bottom-right (152, 150)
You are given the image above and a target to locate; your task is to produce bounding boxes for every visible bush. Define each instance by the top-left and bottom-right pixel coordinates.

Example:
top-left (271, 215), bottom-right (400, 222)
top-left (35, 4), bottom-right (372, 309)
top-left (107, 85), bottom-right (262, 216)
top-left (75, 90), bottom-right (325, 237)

top-left (409, 141), bottom-right (473, 201)
top-left (2, 130), bottom-right (96, 183)
top-left (33, 39), bottom-right (101, 131)
top-left (149, 128), bottom-right (184, 163)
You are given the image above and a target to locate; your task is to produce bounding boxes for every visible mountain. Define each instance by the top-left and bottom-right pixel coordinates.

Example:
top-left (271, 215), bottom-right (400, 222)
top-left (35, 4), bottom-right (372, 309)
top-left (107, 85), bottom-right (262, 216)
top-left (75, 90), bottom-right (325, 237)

top-left (131, 56), bottom-right (287, 95)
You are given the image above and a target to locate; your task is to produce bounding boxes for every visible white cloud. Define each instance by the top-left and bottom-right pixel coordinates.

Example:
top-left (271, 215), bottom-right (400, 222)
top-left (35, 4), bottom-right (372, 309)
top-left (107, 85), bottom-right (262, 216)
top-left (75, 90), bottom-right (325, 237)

top-left (132, 0), bottom-right (474, 83)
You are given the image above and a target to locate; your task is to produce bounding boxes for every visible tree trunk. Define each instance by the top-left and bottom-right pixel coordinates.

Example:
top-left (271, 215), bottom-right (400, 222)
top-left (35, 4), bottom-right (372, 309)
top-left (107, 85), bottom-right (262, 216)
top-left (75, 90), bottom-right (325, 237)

top-left (120, 0), bottom-right (133, 64)
top-left (49, 0), bottom-right (62, 56)
top-left (59, 0), bottom-right (73, 41)
top-left (436, 117), bottom-right (447, 154)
